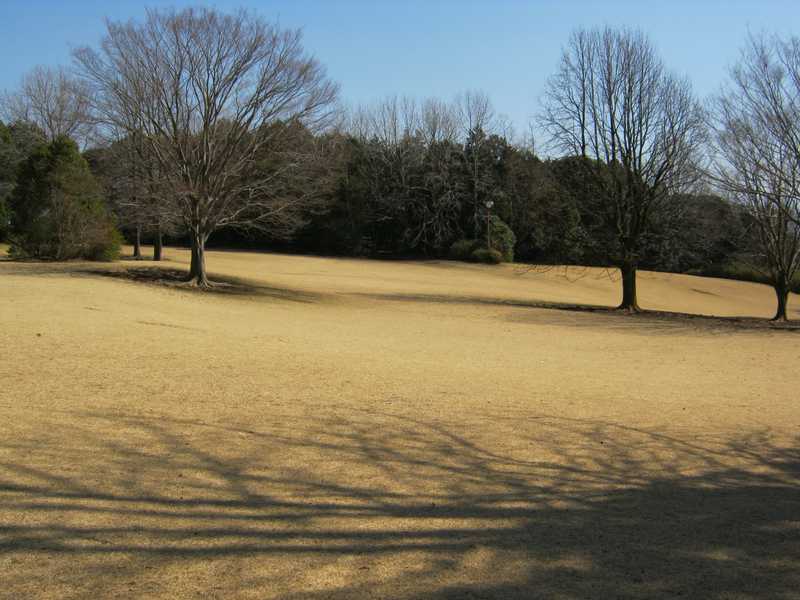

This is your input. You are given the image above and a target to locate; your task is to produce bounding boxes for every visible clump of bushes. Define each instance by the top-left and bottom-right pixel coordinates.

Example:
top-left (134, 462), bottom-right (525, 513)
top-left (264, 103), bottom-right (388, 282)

top-left (9, 136), bottom-right (121, 261)
top-left (448, 238), bottom-right (481, 261)
top-left (447, 217), bottom-right (516, 265)
top-left (471, 247), bottom-right (503, 264)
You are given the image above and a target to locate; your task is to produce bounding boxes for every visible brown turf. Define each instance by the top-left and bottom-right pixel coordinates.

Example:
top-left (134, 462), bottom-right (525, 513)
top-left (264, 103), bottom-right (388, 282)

top-left (1, 246), bottom-right (798, 599)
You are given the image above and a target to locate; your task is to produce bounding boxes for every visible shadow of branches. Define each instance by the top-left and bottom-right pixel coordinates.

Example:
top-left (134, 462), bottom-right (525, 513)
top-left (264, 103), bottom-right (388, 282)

top-left (1, 409), bottom-right (798, 598)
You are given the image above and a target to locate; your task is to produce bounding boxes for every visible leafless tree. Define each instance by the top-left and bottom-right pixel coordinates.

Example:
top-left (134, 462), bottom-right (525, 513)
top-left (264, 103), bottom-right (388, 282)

top-left (94, 129), bottom-right (178, 261)
top-left (712, 34), bottom-right (800, 320)
top-left (73, 7), bottom-right (338, 286)
top-left (342, 96), bottom-right (466, 254)
top-left (541, 27), bottom-right (706, 311)
top-left (346, 96), bottom-right (424, 225)
top-left (419, 98), bottom-right (459, 145)
top-left (455, 90), bottom-right (496, 136)
top-left (456, 90), bottom-right (500, 236)
top-left (1, 65), bottom-right (94, 146)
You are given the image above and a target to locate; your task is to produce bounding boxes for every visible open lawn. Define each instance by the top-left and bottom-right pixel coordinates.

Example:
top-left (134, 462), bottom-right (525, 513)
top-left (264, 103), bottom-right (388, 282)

top-left (1, 246), bottom-right (799, 599)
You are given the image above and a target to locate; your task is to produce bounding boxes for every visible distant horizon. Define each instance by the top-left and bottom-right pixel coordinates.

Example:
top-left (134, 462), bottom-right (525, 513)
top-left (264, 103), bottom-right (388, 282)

top-left (2, 0), bottom-right (799, 143)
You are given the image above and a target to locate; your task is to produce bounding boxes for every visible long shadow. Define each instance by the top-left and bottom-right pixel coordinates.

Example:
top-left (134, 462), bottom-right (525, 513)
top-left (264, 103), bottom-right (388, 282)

top-left (1, 259), bottom-right (324, 304)
top-left (82, 266), bottom-right (323, 303)
top-left (353, 291), bottom-right (800, 333)
top-left (1, 408), bottom-right (798, 598)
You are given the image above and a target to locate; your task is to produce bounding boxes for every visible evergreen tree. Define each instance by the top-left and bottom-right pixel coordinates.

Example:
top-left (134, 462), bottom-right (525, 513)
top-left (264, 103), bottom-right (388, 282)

top-left (9, 135), bottom-right (121, 260)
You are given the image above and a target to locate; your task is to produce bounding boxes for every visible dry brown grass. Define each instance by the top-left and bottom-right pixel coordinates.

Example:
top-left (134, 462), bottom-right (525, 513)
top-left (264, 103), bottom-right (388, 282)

top-left (1, 245), bottom-right (799, 599)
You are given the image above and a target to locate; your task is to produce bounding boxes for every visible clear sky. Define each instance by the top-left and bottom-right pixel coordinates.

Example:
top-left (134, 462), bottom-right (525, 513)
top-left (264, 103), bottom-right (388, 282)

top-left (2, 0), bottom-right (799, 139)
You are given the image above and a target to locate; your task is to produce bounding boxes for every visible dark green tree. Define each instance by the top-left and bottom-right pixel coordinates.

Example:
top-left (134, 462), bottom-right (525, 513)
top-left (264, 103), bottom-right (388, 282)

top-left (9, 135), bottom-right (121, 260)
top-left (0, 121), bottom-right (47, 242)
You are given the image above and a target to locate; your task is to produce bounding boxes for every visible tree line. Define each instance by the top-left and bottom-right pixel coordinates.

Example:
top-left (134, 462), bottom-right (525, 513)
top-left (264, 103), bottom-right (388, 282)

top-left (1, 7), bottom-right (798, 319)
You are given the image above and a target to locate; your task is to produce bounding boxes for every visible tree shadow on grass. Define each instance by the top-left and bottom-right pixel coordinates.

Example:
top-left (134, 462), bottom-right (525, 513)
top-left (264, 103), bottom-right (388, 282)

top-left (0, 260), bottom-right (324, 303)
top-left (354, 291), bottom-right (800, 334)
top-left (83, 265), bottom-right (324, 304)
top-left (0, 408), bottom-right (798, 598)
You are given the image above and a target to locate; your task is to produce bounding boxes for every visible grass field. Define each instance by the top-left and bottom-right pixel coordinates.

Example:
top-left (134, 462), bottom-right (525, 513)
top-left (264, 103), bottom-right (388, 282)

top-left (2, 246), bottom-right (799, 599)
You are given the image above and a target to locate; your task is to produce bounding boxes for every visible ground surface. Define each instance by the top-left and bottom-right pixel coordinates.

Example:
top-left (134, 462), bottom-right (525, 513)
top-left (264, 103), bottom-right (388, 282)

top-left (1, 246), bottom-right (799, 599)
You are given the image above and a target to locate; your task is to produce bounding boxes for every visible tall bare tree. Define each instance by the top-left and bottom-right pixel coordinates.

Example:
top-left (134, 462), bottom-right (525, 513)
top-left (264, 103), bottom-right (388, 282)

top-left (455, 91), bottom-right (500, 237)
top-left (541, 27), bottom-right (706, 310)
top-left (74, 7), bottom-right (338, 286)
top-left (420, 98), bottom-right (459, 146)
top-left (1, 66), bottom-right (93, 146)
top-left (713, 34), bottom-right (800, 320)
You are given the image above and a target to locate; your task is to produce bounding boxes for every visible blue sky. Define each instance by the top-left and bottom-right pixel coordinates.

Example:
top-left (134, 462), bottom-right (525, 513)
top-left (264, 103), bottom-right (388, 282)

top-left (2, 0), bottom-right (799, 138)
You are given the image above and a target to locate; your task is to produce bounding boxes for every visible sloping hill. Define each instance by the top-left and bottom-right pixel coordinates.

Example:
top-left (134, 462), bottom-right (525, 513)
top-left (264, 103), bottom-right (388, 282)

top-left (1, 246), bottom-right (798, 599)
top-left (124, 246), bottom-right (798, 319)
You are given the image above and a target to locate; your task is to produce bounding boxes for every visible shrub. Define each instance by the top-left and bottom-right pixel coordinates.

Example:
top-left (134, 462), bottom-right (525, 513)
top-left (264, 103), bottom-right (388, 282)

top-left (448, 238), bottom-right (480, 261)
top-left (471, 247), bottom-right (503, 264)
top-left (489, 216), bottom-right (516, 262)
top-left (86, 222), bottom-right (123, 262)
top-left (9, 136), bottom-right (121, 261)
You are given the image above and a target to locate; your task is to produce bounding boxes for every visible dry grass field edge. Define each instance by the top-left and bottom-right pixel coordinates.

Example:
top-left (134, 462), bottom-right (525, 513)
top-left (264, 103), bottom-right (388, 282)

top-left (1, 243), bottom-right (799, 598)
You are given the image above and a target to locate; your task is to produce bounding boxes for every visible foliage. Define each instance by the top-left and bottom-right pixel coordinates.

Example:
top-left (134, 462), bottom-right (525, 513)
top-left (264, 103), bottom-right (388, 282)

top-left (253, 129), bottom-right (755, 279)
top-left (448, 239), bottom-right (480, 261)
top-left (488, 216), bottom-right (516, 262)
top-left (641, 194), bottom-right (749, 274)
top-left (0, 120), bottom-right (47, 241)
top-left (9, 136), bottom-right (121, 260)
top-left (471, 247), bottom-right (503, 264)
top-left (0, 122), bottom-right (9, 240)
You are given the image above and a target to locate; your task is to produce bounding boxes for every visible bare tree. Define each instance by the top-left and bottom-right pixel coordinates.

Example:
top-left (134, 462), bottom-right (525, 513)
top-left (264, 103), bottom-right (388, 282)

top-left (347, 96), bottom-right (424, 230)
top-left (92, 129), bottom-right (178, 261)
top-left (455, 90), bottom-right (496, 135)
top-left (419, 98), bottom-right (459, 145)
top-left (541, 27), bottom-right (706, 311)
top-left (1, 66), bottom-right (93, 146)
top-left (712, 34), bottom-right (800, 320)
top-left (456, 91), bottom-right (500, 237)
top-left (74, 7), bottom-right (338, 286)
top-left (340, 96), bottom-right (467, 255)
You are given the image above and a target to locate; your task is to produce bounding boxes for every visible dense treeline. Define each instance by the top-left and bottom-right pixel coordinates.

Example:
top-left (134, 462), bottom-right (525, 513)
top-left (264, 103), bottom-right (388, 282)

top-left (0, 109), bottom-right (750, 274)
top-left (1, 8), bottom-right (799, 319)
top-left (296, 127), bottom-right (750, 277)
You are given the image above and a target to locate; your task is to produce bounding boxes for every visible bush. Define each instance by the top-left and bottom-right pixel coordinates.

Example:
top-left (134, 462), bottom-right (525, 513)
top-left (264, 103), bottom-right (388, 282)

top-left (489, 216), bottom-right (516, 262)
top-left (471, 247), bottom-right (503, 264)
top-left (448, 238), bottom-right (480, 261)
top-left (9, 136), bottom-right (121, 261)
top-left (86, 224), bottom-right (123, 262)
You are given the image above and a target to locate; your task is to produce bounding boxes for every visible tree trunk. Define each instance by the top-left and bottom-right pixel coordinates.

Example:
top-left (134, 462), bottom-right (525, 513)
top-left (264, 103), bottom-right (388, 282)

top-left (133, 224), bottom-right (142, 260)
top-left (773, 282), bottom-right (789, 321)
top-left (153, 224), bottom-right (163, 261)
top-left (188, 230), bottom-right (209, 287)
top-left (619, 261), bottom-right (641, 312)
